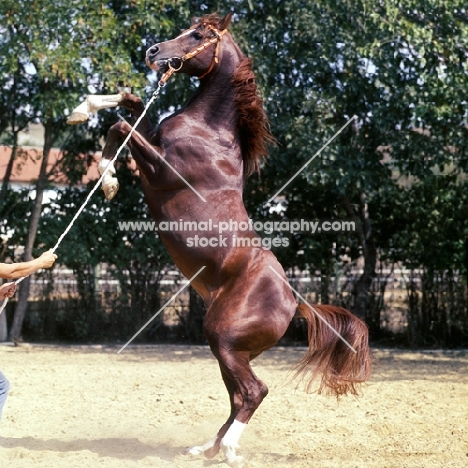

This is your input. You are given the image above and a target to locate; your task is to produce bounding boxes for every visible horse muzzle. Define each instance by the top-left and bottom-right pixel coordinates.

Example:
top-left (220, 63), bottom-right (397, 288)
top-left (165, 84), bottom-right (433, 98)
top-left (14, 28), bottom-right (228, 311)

top-left (146, 57), bottom-right (184, 73)
top-left (146, 58), bottom-right (163, 72)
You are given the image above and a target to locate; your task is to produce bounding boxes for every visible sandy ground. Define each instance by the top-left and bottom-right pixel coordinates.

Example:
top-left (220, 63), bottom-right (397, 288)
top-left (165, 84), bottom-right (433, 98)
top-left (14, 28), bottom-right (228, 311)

top-left (0, 344), bottom-right (467, 468)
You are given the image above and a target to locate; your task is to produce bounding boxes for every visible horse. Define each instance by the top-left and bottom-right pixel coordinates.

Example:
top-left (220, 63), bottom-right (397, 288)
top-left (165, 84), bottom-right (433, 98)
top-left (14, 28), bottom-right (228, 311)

top-left (68, 13), bottom-right (371, 468)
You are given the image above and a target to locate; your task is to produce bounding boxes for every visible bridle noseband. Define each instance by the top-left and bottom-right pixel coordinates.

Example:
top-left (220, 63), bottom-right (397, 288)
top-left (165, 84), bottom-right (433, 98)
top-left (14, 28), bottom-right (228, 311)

top-left (158, 25), bottom-right (227, 86)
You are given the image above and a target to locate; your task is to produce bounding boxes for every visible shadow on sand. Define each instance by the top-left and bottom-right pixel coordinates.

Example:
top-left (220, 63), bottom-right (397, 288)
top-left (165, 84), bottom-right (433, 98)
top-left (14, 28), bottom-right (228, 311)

top-left (0, 436), bottom-right (188, 462)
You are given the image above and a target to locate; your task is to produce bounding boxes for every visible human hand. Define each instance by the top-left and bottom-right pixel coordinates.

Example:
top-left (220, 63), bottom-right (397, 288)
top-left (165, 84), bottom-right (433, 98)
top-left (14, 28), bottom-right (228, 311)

top-left (39, 250), bottom-right (57, 269)
top-left (0, 282), bottom-right (17, 300)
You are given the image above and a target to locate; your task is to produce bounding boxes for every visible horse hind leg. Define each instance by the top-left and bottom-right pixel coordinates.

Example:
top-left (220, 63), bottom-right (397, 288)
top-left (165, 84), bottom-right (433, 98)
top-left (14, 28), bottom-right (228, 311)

top-left (188, 366), bottom-right (242, 460)
top-left (190, 348), bottom-right (268, 468)
top-left (220, 350), bottom-right (269, 467)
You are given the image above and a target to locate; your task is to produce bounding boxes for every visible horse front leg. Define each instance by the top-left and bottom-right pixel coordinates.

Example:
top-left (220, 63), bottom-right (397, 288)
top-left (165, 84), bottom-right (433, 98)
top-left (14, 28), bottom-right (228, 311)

top-left (98, 121), bottom-right (128, 201)
top-left (67, 92), bottom-right (152, 136)
top-left (99, 120), bottom-right (161, 200)
top-left (68, 92), bottom-right (155, 200)
top-left (67, 93), bottom-right (125, 125)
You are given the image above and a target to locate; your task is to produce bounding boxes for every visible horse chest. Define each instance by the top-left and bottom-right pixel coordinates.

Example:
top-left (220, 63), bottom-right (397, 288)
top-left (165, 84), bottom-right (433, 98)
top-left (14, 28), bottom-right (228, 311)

top-left (149, 118), bottom-right (243, 191)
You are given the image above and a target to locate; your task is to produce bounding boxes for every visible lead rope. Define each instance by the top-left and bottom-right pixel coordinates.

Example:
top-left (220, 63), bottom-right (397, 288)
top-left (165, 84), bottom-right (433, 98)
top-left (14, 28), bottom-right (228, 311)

top-left (0, 85), bottom-right (164, 316)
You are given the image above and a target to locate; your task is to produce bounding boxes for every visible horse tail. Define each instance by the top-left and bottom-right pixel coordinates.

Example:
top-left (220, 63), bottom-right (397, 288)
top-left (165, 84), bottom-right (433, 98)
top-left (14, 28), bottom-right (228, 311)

top-left (293, 304), bottom-right (371, 397)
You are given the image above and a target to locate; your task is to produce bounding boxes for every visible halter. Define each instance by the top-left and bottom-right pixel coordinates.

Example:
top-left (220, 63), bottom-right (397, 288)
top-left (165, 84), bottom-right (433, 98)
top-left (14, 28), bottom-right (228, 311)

top-left (158, 25), bottom-right (227, 86)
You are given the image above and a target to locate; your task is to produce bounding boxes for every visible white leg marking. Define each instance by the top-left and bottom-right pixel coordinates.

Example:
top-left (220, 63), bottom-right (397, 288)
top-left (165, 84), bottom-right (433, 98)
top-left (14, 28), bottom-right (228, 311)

top-left (221, 420), bottom-right (247, 468)
top-left (67, 93), bottom-right (124, 125)
top-left (98, 158), bottom-right (119, 201)
top-left (87, 94), bottom-right (124, 113)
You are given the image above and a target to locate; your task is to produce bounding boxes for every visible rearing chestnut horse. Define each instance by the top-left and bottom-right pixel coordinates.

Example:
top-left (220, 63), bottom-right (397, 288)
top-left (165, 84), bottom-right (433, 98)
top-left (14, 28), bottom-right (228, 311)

top-left (68, 13), bottom-right (370, 468)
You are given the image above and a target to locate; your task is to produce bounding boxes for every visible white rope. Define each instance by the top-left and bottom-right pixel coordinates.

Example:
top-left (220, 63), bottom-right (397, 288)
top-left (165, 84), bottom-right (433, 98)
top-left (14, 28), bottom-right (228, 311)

top-left (0, 86), bottom-right (162, 316)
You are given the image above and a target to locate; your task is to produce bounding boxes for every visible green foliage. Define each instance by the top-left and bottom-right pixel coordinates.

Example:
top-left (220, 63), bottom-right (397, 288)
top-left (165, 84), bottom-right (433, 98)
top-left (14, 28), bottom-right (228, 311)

top-left (239, 0), bottom-right (467, 344)
top-left (35, 163), bottom-right (173, 340)
top-left (0, 0), bottom-right (466, 345)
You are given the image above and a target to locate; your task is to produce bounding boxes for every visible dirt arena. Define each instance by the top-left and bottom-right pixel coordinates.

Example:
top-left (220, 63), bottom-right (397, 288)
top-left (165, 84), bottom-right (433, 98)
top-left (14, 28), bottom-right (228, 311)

top-left (0, 344), bottom-right (466, 468)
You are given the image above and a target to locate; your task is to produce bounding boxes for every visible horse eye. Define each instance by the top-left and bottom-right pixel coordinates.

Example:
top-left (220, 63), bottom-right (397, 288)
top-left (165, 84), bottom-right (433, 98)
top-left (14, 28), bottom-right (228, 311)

top-left (192, 31), bottom-right (203, 40)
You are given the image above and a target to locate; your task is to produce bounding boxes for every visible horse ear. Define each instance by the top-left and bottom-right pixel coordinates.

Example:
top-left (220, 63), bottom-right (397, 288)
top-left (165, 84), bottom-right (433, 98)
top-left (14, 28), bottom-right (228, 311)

top-left (219, 12), bottom-right (233, 31)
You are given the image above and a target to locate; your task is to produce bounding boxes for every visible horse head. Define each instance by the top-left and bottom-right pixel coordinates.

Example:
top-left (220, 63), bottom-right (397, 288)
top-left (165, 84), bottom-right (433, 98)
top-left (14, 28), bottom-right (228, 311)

top-left (145, 13), bottom-right (233, 79)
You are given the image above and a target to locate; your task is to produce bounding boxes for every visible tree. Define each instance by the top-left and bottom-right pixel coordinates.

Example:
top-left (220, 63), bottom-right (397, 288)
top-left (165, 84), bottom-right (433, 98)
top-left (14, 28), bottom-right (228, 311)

top-left (235, 0), bottom-right (467, 338)
top-left (36, 163), bottom-right (173, 341)
top-left (0, 0), bottom-right (144, 340)
top-left (2, 0), bottom-right (467, 344)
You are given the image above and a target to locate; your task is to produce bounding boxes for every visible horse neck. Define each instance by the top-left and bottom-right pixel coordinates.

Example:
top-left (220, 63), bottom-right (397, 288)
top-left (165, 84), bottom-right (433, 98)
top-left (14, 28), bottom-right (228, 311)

top-left (186, 38), bottom-right (244, 129)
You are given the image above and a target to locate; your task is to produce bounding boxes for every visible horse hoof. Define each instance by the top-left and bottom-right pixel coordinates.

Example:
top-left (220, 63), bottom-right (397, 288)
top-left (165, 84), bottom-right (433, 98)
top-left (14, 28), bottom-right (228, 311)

top-left (67, 99), bottom-right (90, 125)
top-left (67, 112), bottom-right (88, 125)
top-left (187, 446), bottom-right (204, 456)
top-left (187, 439), bottom-right (220, 459)
top-left (102, 181), bottom-right (119, 201)
top-left (227, 455), bottom-right (244, 468)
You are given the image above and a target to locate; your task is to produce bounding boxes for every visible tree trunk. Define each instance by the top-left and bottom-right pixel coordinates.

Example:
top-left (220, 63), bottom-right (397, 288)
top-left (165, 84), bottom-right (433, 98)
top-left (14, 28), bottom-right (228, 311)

top-left (341, 193), bottom-right (377, 330)
top-left (9, 122), bottom-right (53, 341)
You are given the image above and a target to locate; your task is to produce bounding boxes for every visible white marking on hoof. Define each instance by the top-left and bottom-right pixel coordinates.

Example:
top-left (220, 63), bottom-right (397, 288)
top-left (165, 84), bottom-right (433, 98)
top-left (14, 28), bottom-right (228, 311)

top-left (221, 420), bottom-right (247, 468)
top-left (87, 94), bottom-right (124, 113)
top-left (187, 446), bottom-right (204, 456)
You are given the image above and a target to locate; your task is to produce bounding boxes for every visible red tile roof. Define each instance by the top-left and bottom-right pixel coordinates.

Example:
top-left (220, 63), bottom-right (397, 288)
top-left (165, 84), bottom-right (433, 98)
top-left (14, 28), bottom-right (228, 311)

top-left (0, 145), bottom-right (101, 186)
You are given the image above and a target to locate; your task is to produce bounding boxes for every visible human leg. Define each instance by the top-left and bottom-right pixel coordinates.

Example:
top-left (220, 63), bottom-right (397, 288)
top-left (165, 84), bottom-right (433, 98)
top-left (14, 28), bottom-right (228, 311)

top-left (0, 370), bottom-right (10, 421)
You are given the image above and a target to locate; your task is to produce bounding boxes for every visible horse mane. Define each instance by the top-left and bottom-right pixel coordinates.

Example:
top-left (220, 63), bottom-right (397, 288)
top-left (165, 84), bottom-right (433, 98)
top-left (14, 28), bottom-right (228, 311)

top-left (232, 57), bottom-right (275, 178)
top-left (193, 13), bottom-right (223, 28)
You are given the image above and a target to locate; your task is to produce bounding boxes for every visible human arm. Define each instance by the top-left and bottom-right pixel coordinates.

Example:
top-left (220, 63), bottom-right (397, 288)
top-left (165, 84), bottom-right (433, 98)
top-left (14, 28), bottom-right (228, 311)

top-left (0, 250), bottom-right (57, 280)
